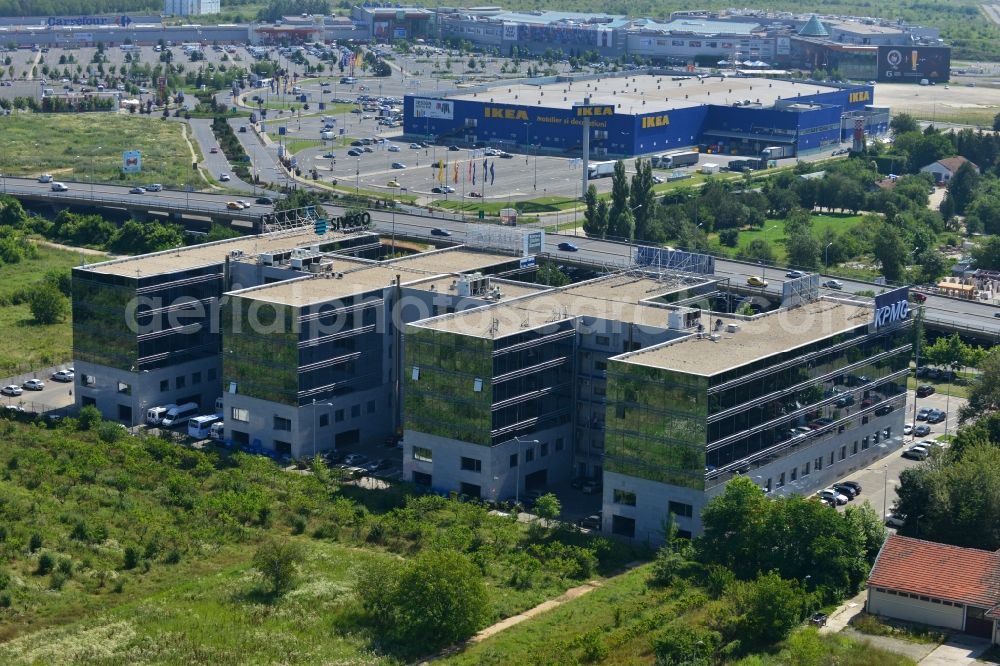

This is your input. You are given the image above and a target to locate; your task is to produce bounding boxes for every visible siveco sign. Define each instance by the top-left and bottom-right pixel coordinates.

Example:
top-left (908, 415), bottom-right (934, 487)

top-left (872, 286), bottom-right (910, 329)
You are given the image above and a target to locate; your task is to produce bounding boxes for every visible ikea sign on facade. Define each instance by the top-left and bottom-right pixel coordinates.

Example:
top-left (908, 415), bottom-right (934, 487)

top-left (575, 105), bottom-right (614, 117)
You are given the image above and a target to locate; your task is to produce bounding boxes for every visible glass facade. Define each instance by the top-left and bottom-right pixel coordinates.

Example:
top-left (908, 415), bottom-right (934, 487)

top-left (604, 323), bottom-right (912, 491)
top-left (404, 322), bottom-right (575, 447)
top-left (73, 264), bottom-right (224, 371)
top-left (224, 296), bottom-right (299, 406)
top-left (604, 363), bottom-right (709, 490)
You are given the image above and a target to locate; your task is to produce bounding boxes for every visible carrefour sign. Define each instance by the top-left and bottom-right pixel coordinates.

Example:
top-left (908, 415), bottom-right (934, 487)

top-left (47, 15), bottom-right (132, 27)
top-left (872, 286), bottom-right (910, 329)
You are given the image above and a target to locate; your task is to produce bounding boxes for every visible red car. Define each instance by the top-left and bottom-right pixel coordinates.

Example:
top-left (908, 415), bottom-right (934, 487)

top-left (910, 292), bottom-right (927, 303)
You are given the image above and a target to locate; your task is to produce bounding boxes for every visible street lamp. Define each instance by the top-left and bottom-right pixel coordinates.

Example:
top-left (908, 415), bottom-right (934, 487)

top-left (825, 241), bottom-right (833, 269)
top-left (390, 183), bottom-right (399, 256)
top-left (90, 145), bottom-right (101, 200)
top-left (312, 398), bottom-right (333, 460)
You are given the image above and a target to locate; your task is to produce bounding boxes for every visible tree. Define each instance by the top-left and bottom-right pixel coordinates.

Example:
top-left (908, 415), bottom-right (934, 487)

top-left (582, 184), bottom-right (606, 238)
top-left (365, 549), bottom-right (490, 654)
top-left (28, 283), bottom-right (68, 324)
top-left (946, 161), bottom-right (981, 215)
top-left (737, 238), bottom-right (774, 263)
top-left (252, 539), bottom-right (306, 596)
top-left (629, 159), bottom-right (658, 241)
top-left (606, 160), bottom-right (630, 240)
top-left (533, 493), bottom-right (561, 521)
top-left (715, 571), bottom-right (809, 648)
top-left (786, 232), bottom-right (821, 270)
top-left (871, 222), bottom-right (908, 281)
top-left (993, 110), bottom-right (1000, 131)
top-left (915, 249), bottom-right (948, 284)
top-left (535, 261), bottom-right (569, 287)
top-left (971, 236), bottom-right (1000, 272)
top-left (889, 113), bottom-right (919, 135)
top-left (962, 349), bottom-right (1000, 422)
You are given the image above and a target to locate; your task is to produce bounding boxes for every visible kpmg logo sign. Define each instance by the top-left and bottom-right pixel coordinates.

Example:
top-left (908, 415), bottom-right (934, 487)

top-left (873, 286), bottom-right (910, 329)
top-left (47, 15), bottom-right (132, 27)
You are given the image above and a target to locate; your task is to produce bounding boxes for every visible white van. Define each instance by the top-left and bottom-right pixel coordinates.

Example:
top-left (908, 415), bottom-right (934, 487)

top-left (188, 414), bottom-right (222, 438)
top-left (160, 402), bottom-right (199, 428)
top-left (209, 421), bottom-right (225, 441)
top-left (146, 404), bottom-right (177, 426)
top-left (320, 130), bottom-right (334, 140)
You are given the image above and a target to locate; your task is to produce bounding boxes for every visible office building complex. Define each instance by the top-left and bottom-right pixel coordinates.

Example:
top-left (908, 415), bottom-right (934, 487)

top-left (164, 0), bottom-right (221, 17)
top-left (402, 271), bottom-right (911, 540)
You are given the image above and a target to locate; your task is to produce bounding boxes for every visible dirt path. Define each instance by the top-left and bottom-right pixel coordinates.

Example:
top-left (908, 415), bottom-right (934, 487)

top-left (178, 122), bottom-right (216, 190)
top-left (34, 239), bottom-right (108, 257)
top-left (422, 561), bottom-right (645, 663)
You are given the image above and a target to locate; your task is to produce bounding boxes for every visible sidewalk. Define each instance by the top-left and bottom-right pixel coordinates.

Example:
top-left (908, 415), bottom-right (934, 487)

top-left (819, 589), bottom-right (867, 634)
top-left (919, 634), bottom-right (991, 665)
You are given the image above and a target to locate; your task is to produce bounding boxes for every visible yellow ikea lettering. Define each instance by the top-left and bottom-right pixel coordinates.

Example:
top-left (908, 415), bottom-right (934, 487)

top-left (484, 107), bottom-right (528, 121)
top-left (576, 106), bottom-right (614, 117)
top-left (849, 91), bottom-right (870, 103)
top-left (641, 115), bottom-right (671, 129)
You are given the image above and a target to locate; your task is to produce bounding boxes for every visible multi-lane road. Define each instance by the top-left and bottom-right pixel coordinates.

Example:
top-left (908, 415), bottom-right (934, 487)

top-left (0, 174), bottom-right (996, 338)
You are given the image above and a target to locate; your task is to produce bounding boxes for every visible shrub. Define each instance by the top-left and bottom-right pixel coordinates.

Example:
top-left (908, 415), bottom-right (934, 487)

top-left (49, 570), bottom-right (68, 590)
top-left (28, 532), bottom-right (42, 552)
top-left (97, 421), bottom-right (125, 443)
top-left (252, 539), bottom-right (306, 596)
top-left (652, 622), bottom-right (721, 666)
top-left (123, 545), bottom-right (141, 570)
top-left (36, 552), bottom-right (55, 575)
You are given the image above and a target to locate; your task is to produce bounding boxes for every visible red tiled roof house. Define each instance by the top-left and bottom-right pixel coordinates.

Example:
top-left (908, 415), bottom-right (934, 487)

top-left (867, 534), bottom-right (1000, 642)
top-left (918, 156), bottom-right (978, 184)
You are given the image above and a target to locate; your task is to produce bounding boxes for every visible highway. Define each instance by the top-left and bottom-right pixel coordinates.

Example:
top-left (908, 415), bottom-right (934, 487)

top-left (0, 176), bottom-right (271, 223)
top-left (352, 208), bottom-right (1000, 339)
top-left (0, 174), bottom-right (996, 338)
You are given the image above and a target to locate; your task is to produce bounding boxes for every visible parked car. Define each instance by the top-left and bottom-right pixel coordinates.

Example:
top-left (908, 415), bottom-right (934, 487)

top-left (817, 488), bottom-right (848, 505)
top-left (430, 228), bottom-right (452, 237)
top-left (916, 384), bottom-right (935, 398)
top-left (409, 142), bottom-right (421, 149)
top-left (51, 369), bottom-right (74, 382)
top-left (347, 149), bottom-right (363, 157)
top-left (210, 147), bottom-right (219, 154)
top-left (343, 453), bottom-right (367, 466)
top-left (885, 513), bottom-right (906, 528)
top-left (448, 145), bottom-right (460, 151)
top-left (902, 445), bottom-right (929, 461)
top-left (823, 279), bottom-right (844, 289)
top-left (916, 408), bottom-right (931, 421)
top-left (22, 379), bottom-right (44, 391)
top-left (441, 186), bottom-right (455, 193)
top-left (1, 384), bottom-right (22, 396)
top-left (581, 480), bottom-right (603, 495)
top-left (834, 394), bottom-right (855, 407)
top-left (913, 424), bottom-right (931, 437)
top-left (322, 152), bottom-right (336, 158)
top-left (839, 480), bottom-right (862, 495)
top-left (578, 514), bottom-right (602, 530)
top-left (904, 423), bottom-right (913, 435)
top-left (926, 409), bottom-right (946, 424)
top-left (558, 242), bottom-right (579, 252)
top-left (832, 483), bottom-right (858, 499)
top-left (468, 191), bottom-right (482, 198)
top-left (388, 145), bottom-right (400, 152)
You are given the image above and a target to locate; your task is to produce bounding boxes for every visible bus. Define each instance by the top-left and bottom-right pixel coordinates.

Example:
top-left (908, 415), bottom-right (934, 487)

top-left (188, 414), bottom-right (222, 439)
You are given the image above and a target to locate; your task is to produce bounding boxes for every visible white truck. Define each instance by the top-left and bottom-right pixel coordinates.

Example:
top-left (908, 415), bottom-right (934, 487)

top-left (587, 161), bottom-right (616, 179)
top-left (657, 151), bottom-right (699, 169)
top-left (761, 145), bottom-right (794, 159)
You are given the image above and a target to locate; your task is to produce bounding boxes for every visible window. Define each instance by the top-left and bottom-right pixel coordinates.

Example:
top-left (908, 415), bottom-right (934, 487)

top-left (509, 453), bottom-right (518, 468)
top-left (790, 467), bottom-right (797, 482)
top-left (82, 374), bottom-right (96, 387)
top-left (611, 515), bottom-right (635, 538)
top-left (862, 436), bottom-right (869, 450)
top-left (208, 368), bottom-right (217, 381)
top-left (668, 501), bottom-right (693, 518)
top-left (274, 440), bottom-right (291, 455)
top-left (367, 400), bottom-right (376, 414)
top-left (335, 409), bottom-right (344, 422)
top-left (274, 416), bottom-right (291, 431)
top-left (777, 472), bottom-right (785, 487)
top-left (594, 360), bottom-right (607, 371)
top-left (803, 462), bottom-right (811, 476)
top-left (815, 456), bottom-right (823, 471)
top-left (319, 413), bottom-right (329, 427)
top-left (351, 404), bottom-right (361, 418)
top-left (594, 386), bottom-right (606, 396)
top-left (555, 437), bottom-right (564, 451)
top-left (460, 456), bottom-right (482, 472)
top-left (840, 446), bottom-right (847, 461)
top-left (176, 376), bottom-right (186, 389)
top-left (231, 407), bottom-right (249, 423)
top-left (852, 441), bottom-right (859, 455)
top-left (540, 442), bottom-right (549, 457)
top-left (160, 379), bottom-right (169, 392)
top-left (117, 381), bottom-right (131, 395)
top-left (596, 335), bottom-right (610, 346)
top-left (614, 489), bottom-right (637, 506)
top-left (413, 446), bottom-right (432, 462)
top-left (525, 447), bottom-right (534, 463)
top-left (829, 452), bottom-right (835, 465)
top-left (192, 371), bottom-right (202, 385)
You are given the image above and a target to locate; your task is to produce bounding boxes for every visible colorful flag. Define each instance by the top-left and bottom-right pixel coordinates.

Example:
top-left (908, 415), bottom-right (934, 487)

top-left (438, 162), bottom-right (444, 183)
top-left (472, 162), bottom-right (476, 186)
top-left (453, 161), bottom-right (459, 184)
top-left (482, 158), bottom-right (488, 176)
top-left (490, 161), bottom-right (495, 186)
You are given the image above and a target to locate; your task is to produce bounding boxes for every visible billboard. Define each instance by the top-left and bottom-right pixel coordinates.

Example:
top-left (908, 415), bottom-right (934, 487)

top-left (413, 97), bottom-right (453, 120)
top-left (877, 46), bottom-right (950, 83)
top-left (522, 230), bottom-right (544, 257)
top-left (122, 150), bottom-right (141, 174)
top-left (872, 286), bottom-right (910, 329)
top-left (634, 246), bottom-right (714, 275)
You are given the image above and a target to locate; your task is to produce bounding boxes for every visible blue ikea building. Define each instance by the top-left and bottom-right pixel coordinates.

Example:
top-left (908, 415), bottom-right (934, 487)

top-left (404, 74), bottom-right (886, 158)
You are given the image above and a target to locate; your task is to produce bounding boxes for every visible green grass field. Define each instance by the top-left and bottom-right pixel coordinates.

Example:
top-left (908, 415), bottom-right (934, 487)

top-left (0, 114), bottom-right (200, 188)
top-left (718, 213), bottom-right (864, 263)
top-left (0, 243), bottom-right (95, 377)
top-left (434, 196), bottom-right (579, 215)
top-left (282, 139), bottom-right (324, 155)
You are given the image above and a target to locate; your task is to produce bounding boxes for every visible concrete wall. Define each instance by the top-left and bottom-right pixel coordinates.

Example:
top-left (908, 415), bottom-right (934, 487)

top-left (76, 356), bottom-right (221, 426)
top-left (403, 424), bottom-right (574, 501)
